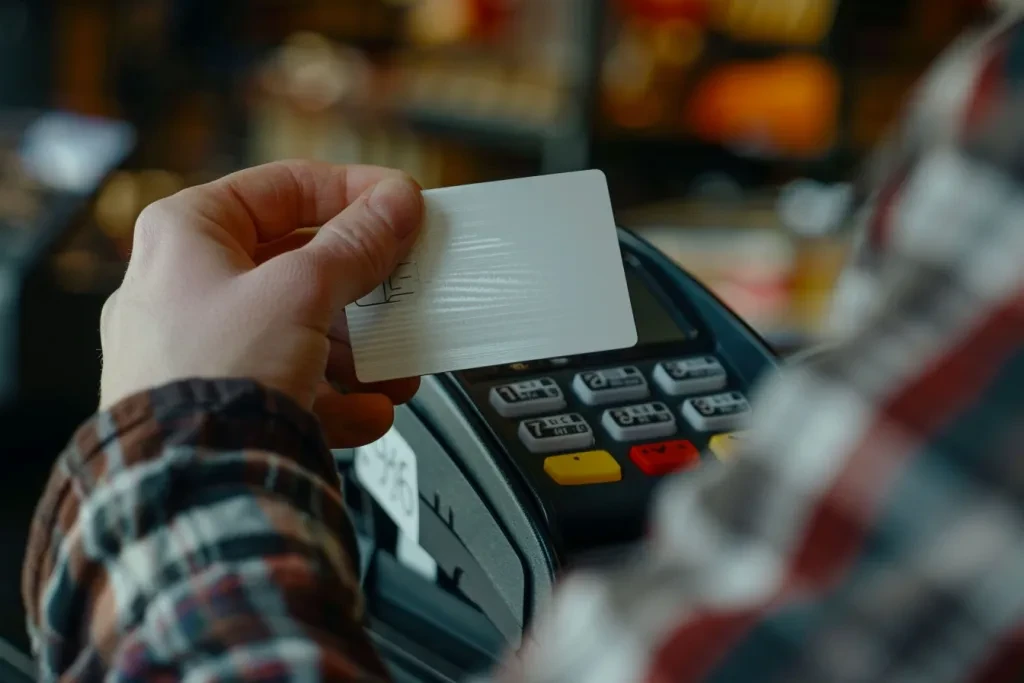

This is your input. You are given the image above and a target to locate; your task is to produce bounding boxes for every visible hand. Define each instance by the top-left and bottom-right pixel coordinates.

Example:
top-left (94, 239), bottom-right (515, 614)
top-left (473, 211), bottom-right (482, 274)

top-left (100, 160), bottom-right (424, 448)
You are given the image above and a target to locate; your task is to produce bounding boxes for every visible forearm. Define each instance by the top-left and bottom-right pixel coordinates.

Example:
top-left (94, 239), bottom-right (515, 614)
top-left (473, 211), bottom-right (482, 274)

top-left (22, 379), bottom-right (386, 682)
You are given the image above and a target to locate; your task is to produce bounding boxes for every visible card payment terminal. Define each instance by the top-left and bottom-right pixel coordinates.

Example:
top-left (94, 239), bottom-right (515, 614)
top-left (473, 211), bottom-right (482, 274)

top-left (334, 228), bottom-right (778, 683)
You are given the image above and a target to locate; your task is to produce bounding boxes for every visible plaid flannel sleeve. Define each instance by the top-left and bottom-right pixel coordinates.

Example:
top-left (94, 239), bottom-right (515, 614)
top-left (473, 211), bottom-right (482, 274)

top-left (490, 14), bottom-right (1024, 683)
top-left (21, 379), bottom-right (390, 682)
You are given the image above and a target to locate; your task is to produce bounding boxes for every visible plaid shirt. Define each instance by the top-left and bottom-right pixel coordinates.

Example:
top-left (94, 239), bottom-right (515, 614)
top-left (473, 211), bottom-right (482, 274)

top-left (23, 13), bottom-right (1024, 683)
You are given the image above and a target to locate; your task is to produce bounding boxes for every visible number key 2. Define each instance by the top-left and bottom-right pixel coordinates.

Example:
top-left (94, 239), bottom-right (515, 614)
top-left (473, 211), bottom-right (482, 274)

top-left (573, 366), bottom-right (650, 405)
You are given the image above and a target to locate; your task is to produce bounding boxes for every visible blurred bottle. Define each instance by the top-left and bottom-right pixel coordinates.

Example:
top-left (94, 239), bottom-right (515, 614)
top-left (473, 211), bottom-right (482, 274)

top-left (603, 2), bottom-right (709, 130)
top-left (602, 20), bottom-right (667, 129)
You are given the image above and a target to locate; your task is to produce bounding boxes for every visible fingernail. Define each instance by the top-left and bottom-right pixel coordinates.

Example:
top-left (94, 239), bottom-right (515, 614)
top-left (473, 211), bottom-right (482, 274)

top-left (368, 177), bottom-right (423, 240)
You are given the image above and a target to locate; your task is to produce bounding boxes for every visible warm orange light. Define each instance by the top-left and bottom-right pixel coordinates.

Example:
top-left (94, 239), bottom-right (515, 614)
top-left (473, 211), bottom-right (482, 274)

top-left (686, 55), bottom-right (840, 157)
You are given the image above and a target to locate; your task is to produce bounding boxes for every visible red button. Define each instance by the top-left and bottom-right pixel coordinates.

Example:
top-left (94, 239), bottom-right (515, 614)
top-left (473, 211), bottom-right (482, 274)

top-left (629, 440), bottom-right (700, 476)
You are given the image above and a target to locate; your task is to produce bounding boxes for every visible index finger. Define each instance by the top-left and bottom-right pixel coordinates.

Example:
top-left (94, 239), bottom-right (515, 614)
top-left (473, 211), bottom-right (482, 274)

top-left (172, 160), bottom-right (410, 257)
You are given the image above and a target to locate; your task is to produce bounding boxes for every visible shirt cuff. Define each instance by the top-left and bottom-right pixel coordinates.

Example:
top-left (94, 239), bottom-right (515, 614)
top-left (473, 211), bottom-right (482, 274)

top-left (21, 378), bottom-right (348, 651)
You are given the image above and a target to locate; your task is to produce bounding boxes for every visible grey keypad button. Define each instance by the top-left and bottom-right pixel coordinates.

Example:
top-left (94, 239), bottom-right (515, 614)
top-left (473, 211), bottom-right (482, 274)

top-left (681, 391), bottom-right (752, 432)
top-left (572, 366), bottom-right (649, 406)
top-left (602, 402), bottom-right (677, 442)
top-left (653, 356), bottom-right (727, 396)
top-left (489, 378), bottom-right (566, 418)
top-left (518, 413), bottom-right (595, 454)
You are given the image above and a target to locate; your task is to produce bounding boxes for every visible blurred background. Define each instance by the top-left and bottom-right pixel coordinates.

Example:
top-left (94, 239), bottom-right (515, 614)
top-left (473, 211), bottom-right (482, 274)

top-left (0, 0), bottom-right (996, 664)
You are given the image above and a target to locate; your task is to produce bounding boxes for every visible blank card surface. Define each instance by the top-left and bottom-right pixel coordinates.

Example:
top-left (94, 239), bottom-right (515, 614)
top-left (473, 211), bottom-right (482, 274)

top-left (346, 170), bottom-right (638, 383)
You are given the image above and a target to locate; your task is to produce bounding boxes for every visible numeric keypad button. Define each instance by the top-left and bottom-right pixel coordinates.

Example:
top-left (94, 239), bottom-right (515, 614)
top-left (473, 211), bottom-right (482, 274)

top-left (518, 413), bottom-right (595, 454)
top-left (572, 366), bottom-right (649, 406)
top-left (653, 356), bottom-right (727, 396)
top-left (489, 378), bottom-right (566, 418)
top-left (681, 391), bottom-right (752, 432)
top-left (601, 402), bottom-right (677, 441)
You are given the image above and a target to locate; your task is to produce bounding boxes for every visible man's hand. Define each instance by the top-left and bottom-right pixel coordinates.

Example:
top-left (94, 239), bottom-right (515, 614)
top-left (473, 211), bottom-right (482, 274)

top-left (99, 160), bottom-right (424, 448)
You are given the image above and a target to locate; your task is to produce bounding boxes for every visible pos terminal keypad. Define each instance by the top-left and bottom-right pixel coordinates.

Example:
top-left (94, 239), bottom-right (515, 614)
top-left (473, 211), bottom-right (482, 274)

top-left (433, 237), bottom-right (778, 571)
top-left (457, 346), bottom-right (756, 555)
top-left (477, 355), bottom-right (751, 486)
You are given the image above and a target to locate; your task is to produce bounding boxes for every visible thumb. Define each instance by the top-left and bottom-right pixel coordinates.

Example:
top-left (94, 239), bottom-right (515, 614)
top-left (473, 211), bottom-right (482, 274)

top-left (304, 175), bottom-right (424, 306)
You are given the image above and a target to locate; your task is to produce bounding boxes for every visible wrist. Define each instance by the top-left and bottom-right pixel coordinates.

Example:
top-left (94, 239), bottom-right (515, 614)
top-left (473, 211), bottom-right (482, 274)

top-left (90, 377), bottom-right (337, 482)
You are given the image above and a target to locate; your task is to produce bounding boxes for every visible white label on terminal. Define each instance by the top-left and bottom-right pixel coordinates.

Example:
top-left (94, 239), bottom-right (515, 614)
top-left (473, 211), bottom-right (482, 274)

top-left (354, 427), bottom-right (419, 542)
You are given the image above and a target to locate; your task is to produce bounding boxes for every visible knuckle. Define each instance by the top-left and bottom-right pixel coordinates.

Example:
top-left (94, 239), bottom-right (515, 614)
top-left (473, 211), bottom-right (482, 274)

top-left (135, 196), bottom-right (173, 230)
top-left (132, 199), bottom-right (175, 256)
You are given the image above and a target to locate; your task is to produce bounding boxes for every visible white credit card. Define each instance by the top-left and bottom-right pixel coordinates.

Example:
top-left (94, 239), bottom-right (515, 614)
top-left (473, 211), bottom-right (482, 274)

top-left (346, 170), bottom-right (638, 383)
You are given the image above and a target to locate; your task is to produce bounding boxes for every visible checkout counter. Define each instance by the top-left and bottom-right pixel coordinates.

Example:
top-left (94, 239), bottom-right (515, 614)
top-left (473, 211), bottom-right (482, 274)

top-left (335, 227), bottom-right (778, 682)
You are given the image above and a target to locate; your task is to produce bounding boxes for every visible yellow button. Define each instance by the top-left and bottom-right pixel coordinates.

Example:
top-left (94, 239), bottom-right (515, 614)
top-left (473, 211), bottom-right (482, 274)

top-left (709, 432), bottom-right (747, 462)
top-left (544, 451), bottom-right (622, 486)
